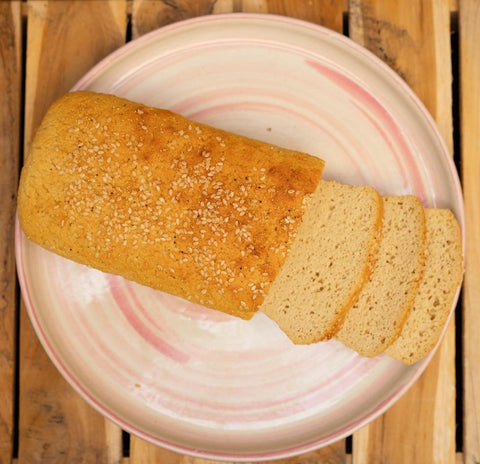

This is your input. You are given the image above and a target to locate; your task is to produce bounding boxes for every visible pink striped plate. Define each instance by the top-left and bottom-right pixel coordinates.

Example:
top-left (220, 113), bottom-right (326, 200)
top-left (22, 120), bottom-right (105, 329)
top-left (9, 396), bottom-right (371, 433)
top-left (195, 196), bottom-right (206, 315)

top-left (16, 14), bottom-right (464, 460)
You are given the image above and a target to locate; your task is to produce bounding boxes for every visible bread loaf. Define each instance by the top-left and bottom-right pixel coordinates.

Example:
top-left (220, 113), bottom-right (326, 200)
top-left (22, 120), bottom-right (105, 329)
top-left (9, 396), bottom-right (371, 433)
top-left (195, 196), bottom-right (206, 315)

top-left (17, 91), bottom-right (463, 365)
top-left (385, 208), bottom-right (463, 364)
top-left (17, 91), bottom-right (325, 319)
top-left (260, 180), bottom-right (383, 343)
top-left (336, 195), bottom-right (426, 356)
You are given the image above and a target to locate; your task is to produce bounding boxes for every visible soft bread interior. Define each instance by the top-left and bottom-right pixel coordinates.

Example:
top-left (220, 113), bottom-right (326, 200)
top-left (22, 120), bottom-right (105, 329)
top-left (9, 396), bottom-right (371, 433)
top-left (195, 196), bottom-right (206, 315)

top-left (260, 180), bottom-right (383, 344)
top-left (385, 208), bottom-right (463, 364)
top-left (336, 195), bottom-right (426, 356)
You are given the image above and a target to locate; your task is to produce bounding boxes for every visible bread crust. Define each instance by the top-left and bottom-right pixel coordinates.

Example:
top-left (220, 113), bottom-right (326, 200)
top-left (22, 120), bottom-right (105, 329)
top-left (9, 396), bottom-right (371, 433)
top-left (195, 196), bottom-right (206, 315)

top-left (17, 91), bottom-right (325, 319)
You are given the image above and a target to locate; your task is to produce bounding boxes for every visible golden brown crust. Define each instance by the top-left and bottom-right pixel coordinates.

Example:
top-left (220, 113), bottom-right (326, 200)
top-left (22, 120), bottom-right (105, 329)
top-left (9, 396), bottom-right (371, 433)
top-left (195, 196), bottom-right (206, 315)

top-left (18, 91), bottom-right (325, 318)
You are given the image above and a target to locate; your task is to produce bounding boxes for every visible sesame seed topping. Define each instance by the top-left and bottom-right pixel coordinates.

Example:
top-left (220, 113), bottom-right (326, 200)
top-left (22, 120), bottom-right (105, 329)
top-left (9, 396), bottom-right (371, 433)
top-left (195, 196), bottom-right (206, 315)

top-left (50, 102), bottom-right (319, 315)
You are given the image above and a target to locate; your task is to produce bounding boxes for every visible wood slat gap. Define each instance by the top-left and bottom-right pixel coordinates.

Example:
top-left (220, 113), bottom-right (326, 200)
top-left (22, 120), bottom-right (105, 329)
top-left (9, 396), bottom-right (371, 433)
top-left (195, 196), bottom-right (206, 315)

top-left (12, 13), bottom-right (28, 456)
top-left (450, 8), bottom-right (464, 455)
top-left (122, 430), bottom-right (130, 458)
top-left (12, 6), bottom-right (27, 462)
top-left (0, 1), bottom-right (24, 462)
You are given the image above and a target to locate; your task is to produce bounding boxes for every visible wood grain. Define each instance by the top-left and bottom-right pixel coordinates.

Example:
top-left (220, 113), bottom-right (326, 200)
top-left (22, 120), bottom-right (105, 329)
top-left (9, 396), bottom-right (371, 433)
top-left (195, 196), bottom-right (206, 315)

top-left (19, 1), bottom-right (127, 463)
top-left (459, 1), bottom-right (480, 462)
top-left (349, 0), bottom-right (457, 462)
top-left (128, 1), bottom-right (344, 462)
top-left (132, 0), bottom-right (219, 37)
top-left (0, 2), bottom-right (22, 463)
top-left (352, 337), bottom-right (456, 463)
top-left (349, 0), bottom-right (453, 144)
top-left (132, 0), bottom-right (345, 38)
top-left (8, 1), bottom-right (469, 462)
top-left (242, 0), bottom-right (344, 31)
top-left (127, 447), bottom-right (350, 464)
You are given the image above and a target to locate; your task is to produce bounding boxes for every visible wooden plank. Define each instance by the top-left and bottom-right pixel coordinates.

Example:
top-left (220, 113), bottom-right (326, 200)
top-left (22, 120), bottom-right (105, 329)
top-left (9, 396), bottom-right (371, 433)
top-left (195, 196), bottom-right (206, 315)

top-left (211, 0), bottom-right (237, 14)
top-left (242, 0), bottom-right (344, 31)
top-left (128, 0), bottom-right (345, 462)
top-left (459, 1), bottom-right (480, 463)
top-left (18, 1), bottom-right (127, 463)
top-left (127, 447), bottom-right (350, 464)
top-left (349, 1), bottom-right (456, 462)
top-left (0, 2), bottom-right (22, 463)
top-left (132, 0), bottom-right (219, 37)
top-left (352, 337), bottom-right (456, 463)
top-left (132, 0), bottom-right (345, 37)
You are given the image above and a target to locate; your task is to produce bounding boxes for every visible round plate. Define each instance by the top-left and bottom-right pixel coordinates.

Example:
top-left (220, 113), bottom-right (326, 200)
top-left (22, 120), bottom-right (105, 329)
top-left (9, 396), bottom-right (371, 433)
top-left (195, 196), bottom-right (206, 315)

top-left (16, 14), bottom-right (464, 460)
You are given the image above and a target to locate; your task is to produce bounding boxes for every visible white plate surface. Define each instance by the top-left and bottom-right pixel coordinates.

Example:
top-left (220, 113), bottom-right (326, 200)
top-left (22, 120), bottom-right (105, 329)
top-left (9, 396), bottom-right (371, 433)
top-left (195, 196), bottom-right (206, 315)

top-left (16, 14), bottom-right (464, 461)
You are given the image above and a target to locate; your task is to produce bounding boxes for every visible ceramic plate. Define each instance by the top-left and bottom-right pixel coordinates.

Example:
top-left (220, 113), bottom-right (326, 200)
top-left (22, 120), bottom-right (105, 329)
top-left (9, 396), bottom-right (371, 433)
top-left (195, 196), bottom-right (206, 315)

top-left (16, 14), bottom-right (464, 460)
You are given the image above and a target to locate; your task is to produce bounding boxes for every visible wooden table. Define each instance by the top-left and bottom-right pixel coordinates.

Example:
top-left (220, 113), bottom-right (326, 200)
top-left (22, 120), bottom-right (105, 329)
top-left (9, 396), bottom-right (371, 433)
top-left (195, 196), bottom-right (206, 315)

top-left (1, 1), bottom-right (479, 463)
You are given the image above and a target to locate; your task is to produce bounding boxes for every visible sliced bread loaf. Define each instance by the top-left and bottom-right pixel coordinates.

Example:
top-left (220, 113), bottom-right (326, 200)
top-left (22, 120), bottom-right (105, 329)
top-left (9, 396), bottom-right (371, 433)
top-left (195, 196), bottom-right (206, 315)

top-left (335, 195), bottom-right (426, 357)
top-left (385, 208), bottom-right (463, 364)
top-left (260, 180), bottom-right (383, 344)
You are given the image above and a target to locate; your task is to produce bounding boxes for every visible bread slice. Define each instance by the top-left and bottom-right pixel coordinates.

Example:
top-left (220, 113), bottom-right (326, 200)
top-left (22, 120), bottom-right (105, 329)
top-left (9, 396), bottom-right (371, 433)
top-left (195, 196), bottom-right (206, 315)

top-left (17, 91), bottom-right (325, 319)
top-left (385, 208), bottom-right (463, 364)
top-left (260, 180), bottom-right (383, 344)
top-left (335, 195), bottom-right (426, 357)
